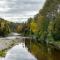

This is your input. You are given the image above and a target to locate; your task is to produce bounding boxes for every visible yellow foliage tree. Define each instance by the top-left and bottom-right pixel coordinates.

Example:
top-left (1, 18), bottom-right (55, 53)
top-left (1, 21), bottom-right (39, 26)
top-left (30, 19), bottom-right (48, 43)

top-left (30, 20), bottom-right (38, 33)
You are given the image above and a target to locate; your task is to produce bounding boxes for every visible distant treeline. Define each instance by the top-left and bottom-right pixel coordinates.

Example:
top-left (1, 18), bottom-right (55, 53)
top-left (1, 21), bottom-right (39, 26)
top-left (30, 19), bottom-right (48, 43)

top-left (0, 18), bottom-right (24, 36)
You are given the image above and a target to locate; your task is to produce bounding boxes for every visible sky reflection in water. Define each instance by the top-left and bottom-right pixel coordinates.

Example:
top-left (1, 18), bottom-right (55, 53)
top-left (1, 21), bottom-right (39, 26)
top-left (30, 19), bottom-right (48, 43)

top-left (4, 43), bottom-right (37, 60)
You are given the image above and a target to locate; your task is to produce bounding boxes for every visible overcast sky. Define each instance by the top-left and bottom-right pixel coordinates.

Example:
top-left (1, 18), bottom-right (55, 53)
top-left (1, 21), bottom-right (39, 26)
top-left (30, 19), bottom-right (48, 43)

top-left (0, 0), bottom-right (46, 23)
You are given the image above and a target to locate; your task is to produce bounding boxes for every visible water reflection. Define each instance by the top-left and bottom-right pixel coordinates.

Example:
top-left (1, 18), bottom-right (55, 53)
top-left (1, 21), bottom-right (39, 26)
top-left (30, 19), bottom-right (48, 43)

top-left (25, 40), bottom-right (48, 60)
top-left (1, 37), bottom-right (60, 60)
top-left (5, 43), bottom-right (37, 60)
top-left (25, 39), bottom-right (60, 60)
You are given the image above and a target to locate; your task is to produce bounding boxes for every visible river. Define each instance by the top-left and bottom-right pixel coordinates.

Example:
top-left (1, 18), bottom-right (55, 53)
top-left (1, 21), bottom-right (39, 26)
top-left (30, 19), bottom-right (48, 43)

top-left (0, 33), bottom-right (60, 60)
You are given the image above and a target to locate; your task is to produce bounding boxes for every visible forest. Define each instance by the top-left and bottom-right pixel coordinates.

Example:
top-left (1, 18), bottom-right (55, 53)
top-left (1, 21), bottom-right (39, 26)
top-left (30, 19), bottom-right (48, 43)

top-left (22, 0), bottom-right (60, 43)
top-left (0, 0), bottom-right (60, 43)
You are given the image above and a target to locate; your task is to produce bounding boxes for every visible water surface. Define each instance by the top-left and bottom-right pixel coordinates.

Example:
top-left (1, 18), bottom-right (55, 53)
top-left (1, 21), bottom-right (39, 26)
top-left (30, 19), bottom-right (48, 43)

top-left (0, 33), bottom-right (60, 60)
top-left (5, 43), bottom-right (37, 60)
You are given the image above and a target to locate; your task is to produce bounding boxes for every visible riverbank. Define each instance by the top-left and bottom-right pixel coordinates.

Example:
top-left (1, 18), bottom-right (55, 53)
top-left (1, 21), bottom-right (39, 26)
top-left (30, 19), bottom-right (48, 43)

top-left (48, 41), bottom-right (60, 51)
top-left (0, 33), bottom-right (23, 57)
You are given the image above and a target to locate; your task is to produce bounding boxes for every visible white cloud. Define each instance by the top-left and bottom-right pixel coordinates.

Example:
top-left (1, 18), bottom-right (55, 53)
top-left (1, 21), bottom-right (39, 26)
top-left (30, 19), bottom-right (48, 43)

top-left (0, 0), bottom-right (46, 23)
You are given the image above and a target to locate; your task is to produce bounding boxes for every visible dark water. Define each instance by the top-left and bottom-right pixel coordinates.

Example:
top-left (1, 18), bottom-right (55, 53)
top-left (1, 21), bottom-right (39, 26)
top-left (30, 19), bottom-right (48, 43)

top-left (3, 38), bottom-right (60, 60)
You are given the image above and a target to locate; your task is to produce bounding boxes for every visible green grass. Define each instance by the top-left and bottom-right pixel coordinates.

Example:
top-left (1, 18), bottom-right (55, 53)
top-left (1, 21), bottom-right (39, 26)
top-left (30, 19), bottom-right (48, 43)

top-left (0, 50), bottom-right (6, 57)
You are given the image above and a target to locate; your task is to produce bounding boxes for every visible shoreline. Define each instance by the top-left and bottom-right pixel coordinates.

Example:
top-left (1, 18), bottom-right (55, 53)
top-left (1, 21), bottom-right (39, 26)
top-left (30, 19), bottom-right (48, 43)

top-left (0, 35), bottom-right (23, 57)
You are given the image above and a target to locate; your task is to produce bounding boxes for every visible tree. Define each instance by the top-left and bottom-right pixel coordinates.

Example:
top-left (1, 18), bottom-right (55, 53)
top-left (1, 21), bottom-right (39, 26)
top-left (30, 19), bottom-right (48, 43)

top-left (30, 20), bottom-right (38, 33)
